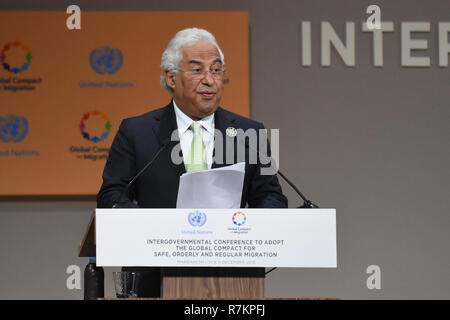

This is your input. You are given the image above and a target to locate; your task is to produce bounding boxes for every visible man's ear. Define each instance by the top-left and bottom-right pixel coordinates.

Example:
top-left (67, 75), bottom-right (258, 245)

top-left (165, 70), bottom-right (176, 90)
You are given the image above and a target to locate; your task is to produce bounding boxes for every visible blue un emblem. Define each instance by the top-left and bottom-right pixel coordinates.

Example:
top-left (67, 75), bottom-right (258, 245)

top-left (188, 211), bottom-right (207, 227)
top-left (0, 114), bottom-right (29, 143)
top-left (89, 46), bottom-right (123, 75)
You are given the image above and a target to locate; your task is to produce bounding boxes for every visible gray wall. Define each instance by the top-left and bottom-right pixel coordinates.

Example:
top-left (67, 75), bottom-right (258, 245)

top-left (1, 0), bottom-right (449, 299)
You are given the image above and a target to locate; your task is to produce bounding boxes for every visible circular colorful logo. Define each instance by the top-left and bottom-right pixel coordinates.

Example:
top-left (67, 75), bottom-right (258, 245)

top-left (232, 211), bottom-right (247, 226)
top-left (0, 114), bottom-right (29, 143)
top-left (79, 110), bottom-right (111, 143)
top-left (1, 41), bottom-right (32, 74)
top-left (90, 46), bottom-right (123, 75)
top-left (188, 211), bottom-right (207, 227)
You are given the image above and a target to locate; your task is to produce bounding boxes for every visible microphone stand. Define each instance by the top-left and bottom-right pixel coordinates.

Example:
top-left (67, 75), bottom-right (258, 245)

top-left (276, 170), bottom-right (319, 208)
top-left (265, 169), bottom-right (318, 276)
top-left (112, 139), bottom-right (172, 208)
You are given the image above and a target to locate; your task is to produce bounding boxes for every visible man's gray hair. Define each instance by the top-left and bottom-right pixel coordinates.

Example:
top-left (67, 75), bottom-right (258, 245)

top-left (160, 27), bottom-right (225, 94)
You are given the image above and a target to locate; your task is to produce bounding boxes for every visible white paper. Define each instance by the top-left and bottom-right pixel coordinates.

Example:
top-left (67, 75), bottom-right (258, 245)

top-left (176, 162), bottom-right (245, 208)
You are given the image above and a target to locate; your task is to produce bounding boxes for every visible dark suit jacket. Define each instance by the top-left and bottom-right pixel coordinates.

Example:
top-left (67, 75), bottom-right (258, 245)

top-left (97, 101), bottom-right (287, 209)
top-left (96, 101), bottom-right (287, 297)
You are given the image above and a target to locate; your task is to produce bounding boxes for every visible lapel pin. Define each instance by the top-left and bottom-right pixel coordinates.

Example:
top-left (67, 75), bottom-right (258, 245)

top-left (226, 127), bottom-right (237, 137)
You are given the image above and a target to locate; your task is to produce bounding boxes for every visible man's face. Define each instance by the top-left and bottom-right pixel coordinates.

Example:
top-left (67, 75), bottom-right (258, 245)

top-left (166, 41), bottom-right (224, 120)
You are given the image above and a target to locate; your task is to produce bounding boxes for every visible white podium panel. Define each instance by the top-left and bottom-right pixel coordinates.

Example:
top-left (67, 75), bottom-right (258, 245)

top-left (96, 208), bottom-right (337, 268)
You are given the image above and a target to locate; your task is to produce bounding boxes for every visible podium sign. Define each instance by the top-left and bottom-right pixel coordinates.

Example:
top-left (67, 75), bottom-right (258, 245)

top-left (96, 208), bottom-right (337, 268)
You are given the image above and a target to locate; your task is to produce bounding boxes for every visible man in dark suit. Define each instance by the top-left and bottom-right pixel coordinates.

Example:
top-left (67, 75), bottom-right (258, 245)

top-left (97, 28), bottom-right (287, 297)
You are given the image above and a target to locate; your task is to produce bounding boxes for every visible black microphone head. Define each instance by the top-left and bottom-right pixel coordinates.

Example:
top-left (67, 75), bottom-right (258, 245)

top-left (298, 200), bottom-right (319, 208)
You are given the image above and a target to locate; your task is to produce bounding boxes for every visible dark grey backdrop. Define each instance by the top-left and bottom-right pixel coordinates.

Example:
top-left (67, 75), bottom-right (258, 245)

top-left (1, 0), bottom-right (449, 299)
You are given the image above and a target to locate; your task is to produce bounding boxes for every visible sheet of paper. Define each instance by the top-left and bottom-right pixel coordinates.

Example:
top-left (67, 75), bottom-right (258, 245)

top-left (176, 162), bottom-right (245, 208)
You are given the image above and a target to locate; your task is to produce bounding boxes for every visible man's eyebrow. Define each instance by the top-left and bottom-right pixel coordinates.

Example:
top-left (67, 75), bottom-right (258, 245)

top-left (188, 58), bottom-right (223, 65)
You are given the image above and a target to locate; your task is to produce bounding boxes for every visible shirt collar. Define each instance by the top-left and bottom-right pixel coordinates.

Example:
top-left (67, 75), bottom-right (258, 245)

top-left (173, 99), bottom-right (215, 135)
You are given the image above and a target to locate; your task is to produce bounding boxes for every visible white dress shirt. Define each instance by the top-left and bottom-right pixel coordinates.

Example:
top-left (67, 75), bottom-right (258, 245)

top-left (173, 99), bottom-right (215, 169)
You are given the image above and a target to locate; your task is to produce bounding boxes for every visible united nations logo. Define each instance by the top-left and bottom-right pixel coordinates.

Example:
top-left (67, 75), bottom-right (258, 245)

top-left (0, 114), bottom-right (29, 143)
top-left (188, 211), bottom-right (207, 227)
top-left (89, 46), bottom-right (123, 75)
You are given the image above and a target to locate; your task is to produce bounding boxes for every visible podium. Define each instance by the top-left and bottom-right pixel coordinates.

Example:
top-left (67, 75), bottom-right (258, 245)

top-left (79, 208), bottom-right (336, 299)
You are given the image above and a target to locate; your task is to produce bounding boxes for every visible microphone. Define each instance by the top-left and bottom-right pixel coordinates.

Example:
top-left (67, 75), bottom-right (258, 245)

top-left (112, 138), bottom-right (172, 208)
top-left (237, 133), bottom-right (317, 277)
top-left (238, 135), bottom-right (319, 209)
top-left (276, 170), bottom-right (319, 208)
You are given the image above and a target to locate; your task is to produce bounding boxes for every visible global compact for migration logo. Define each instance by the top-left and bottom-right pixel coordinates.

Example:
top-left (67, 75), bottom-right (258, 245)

top-left (1, 41), bottom-right (32, 74)
top-left (0, 41), bottom-right (42, 92)
top-left (228, 211), bottom-right (251, 234)
top-left (69, 110), bottom-right (111, 162)
top-left (232, 211), bottom-right (247, 226)
top-left (79, 110), bottom-right (111, 143)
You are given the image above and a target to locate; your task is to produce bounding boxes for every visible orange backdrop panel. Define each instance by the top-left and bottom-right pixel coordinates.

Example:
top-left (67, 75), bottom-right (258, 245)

top-left (0, 11), bottom-right (249, 196)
